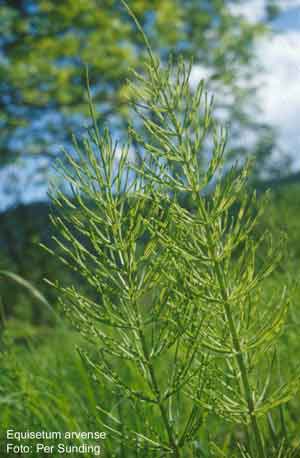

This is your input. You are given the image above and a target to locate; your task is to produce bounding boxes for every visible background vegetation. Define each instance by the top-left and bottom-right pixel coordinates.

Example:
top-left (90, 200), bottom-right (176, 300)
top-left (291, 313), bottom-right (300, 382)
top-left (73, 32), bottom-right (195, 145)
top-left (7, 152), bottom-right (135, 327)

top-left (1, 1), bottom-right (300, 457)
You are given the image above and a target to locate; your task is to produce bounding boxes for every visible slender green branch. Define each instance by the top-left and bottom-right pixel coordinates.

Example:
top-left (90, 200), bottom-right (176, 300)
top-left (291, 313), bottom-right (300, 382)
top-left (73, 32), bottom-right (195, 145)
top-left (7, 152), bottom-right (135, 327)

top-left (47, 17), bottom-right (298, 455)
top-left (196, 196), bottom-right (266, 458)
top-left (137, 325), bottom-right (181, 457)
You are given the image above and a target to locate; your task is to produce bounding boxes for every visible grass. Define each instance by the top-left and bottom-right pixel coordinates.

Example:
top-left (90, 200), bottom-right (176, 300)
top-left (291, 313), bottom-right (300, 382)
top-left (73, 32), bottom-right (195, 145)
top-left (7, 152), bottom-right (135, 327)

top-left (1, 267), bottom-right (300, 457)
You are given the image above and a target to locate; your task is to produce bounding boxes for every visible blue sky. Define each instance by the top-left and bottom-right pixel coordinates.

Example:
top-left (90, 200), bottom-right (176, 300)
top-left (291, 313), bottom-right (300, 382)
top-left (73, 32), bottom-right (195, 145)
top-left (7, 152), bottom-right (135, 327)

top-left (0, 0), bottom-right (300, 211)
top-left (232, 0), bottom-right (300, 166)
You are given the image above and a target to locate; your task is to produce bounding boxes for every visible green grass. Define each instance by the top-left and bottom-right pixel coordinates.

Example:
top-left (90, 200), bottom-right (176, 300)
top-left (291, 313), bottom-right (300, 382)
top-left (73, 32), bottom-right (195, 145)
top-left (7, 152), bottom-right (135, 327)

top-left (1, 279), bottom-right (300, 458)
top-left (2, 188), bottom-right (300, 457)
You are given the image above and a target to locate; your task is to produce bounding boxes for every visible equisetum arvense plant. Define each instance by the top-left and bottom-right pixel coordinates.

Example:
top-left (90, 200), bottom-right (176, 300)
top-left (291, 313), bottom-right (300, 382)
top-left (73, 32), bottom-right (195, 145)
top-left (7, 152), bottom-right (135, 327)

top-left (45, 4), bottom-right (299, 457)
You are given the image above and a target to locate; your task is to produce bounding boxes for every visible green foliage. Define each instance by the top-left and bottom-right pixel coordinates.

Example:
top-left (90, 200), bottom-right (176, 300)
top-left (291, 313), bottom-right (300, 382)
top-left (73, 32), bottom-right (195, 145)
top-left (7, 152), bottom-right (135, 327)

top-left (1, 324), bottom-right (300, 457)
top-left (46, 24), bottom-right (299, 457)
top-left (0, 203), bottom-right (75, 324)
top-left (1, 0), bottom-right (274, 167)
top-left (0, 327), bottom-right (109, 457)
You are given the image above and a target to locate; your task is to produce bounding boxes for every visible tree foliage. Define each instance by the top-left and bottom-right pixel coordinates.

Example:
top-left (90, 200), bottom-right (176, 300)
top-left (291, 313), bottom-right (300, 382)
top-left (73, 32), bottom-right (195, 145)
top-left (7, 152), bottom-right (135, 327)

top-left (0, 0), bottom-right (275, 167)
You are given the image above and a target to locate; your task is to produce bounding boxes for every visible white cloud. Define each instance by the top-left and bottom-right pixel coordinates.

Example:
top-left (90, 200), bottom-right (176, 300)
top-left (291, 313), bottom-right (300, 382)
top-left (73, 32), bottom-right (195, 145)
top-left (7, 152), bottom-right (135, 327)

top-left (229, 0), bottom-right (300, 19)
top-left (189, 65), bottom-right (212, 87)
top-left (256, 30), bottom-right (300, 166)
top-left (203, 1), bottom-right (300, 169)
top-left (229, 0), bottom-right (300, 23)
top-left (281, 0), bottom-right (300, 10)
top-left (228, 0), bottom-right (266, 23)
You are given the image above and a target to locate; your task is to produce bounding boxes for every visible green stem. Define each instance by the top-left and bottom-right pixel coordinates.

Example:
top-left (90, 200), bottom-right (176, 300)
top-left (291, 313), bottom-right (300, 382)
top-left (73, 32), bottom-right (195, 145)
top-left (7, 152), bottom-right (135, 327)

top-left (197, 198), bottom-right (266, 458)
top-left (138, 327), bottom-right (181, 458)
top-left (223, 300), bottom-right (265, 458)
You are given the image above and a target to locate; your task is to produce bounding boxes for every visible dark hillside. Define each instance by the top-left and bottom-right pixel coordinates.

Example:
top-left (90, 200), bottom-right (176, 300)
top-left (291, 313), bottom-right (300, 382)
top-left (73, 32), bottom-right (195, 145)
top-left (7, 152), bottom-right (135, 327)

top-left (1, 179), bottom-right (300, 324)
top-left (0, 202), bottom-right (63, 323)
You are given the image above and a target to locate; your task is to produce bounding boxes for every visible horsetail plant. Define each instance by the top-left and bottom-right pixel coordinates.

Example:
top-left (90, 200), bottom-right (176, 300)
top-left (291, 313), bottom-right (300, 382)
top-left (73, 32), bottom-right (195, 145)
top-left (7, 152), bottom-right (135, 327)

top-left (46, 7), bottom-right (300, 457)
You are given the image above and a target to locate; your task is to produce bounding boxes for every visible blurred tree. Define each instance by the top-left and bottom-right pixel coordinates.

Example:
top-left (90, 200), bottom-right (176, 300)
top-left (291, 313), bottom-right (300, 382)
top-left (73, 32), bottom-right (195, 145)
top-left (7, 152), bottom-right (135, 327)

top-left (0, 1), bottom-right (277, 172)
top-left (0, 0), bottom-right (288, 326)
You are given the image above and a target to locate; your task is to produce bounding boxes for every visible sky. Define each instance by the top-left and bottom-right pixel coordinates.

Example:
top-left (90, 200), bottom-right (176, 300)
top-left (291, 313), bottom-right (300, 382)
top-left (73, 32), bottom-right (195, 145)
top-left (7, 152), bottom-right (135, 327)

top-left (0, 0), bottom-right (300, 211)
top-left (233, 0), bottom-right (300, 167)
